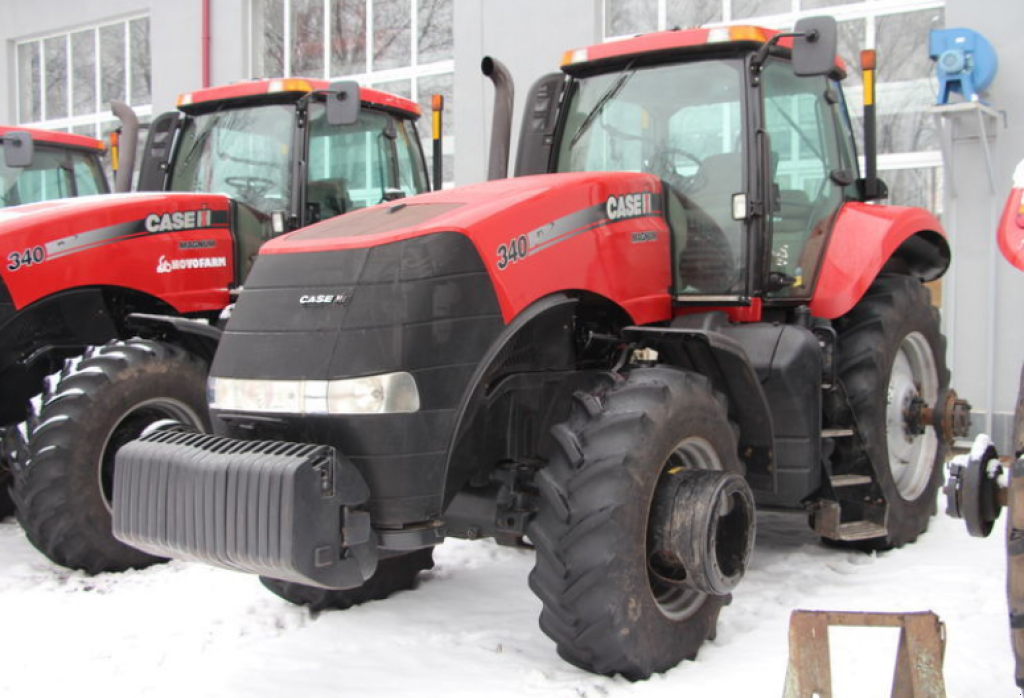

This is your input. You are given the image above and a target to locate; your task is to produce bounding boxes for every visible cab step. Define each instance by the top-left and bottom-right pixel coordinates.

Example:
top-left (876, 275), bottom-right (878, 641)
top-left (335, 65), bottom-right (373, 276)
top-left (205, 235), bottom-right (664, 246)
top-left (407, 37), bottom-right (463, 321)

top-left (830, 474), bottom-right (873, 488)
top-left (812, 500), bottom-right (888, 542)
top-left (830, 520), bottom-right (889, 541)
top-left (822, 428), bottom-right (854, 438)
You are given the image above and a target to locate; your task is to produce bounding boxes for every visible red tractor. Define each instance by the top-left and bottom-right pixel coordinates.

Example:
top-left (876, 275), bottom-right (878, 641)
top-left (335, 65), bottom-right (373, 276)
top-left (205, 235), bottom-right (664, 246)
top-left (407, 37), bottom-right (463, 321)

top-left (1, 126), bottom-right (109, 207)
top-left (0, 79), bottom-right (430, 574)
top-left (112, 18), bottom-right (969, 679)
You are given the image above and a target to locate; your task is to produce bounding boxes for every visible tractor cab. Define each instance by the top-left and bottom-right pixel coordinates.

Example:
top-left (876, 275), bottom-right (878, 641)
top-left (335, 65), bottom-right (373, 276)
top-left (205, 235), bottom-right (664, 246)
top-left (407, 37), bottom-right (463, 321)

top-left (0, 126), bottom-right (108, 208)
top-left (530, 19), bottom-right (865, 307)
top-left (137, 79), bottom-right (428, 265)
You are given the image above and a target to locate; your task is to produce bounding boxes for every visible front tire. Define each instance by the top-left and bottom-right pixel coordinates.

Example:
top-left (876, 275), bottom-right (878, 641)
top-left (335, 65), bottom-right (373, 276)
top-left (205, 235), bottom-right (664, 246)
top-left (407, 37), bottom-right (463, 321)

top-left (830, 275), bottom-right (949, 550)
top-left (528, 367), bottom-right (746, 680)
top-left (13, 339), bottom-right (210, 573)
top-left (0, 427), bottom-right (21, 519)
top-left (260, 548), bottom-right (435, 611)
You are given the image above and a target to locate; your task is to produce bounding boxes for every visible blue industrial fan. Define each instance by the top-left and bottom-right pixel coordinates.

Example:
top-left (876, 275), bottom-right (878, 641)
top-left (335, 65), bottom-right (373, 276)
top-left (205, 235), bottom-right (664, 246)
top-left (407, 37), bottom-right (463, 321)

top-left (929, 28), bottom-right (998, 105)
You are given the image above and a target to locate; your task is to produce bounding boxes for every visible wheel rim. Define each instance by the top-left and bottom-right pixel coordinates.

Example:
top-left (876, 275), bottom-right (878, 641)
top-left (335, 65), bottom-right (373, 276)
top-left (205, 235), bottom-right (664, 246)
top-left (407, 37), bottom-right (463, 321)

top-left (647, 436), bottom-right (723, 621)
top-left (885, 331), bottom-right (939, 501)
top-left (98, 398), bottom-right (205, 513)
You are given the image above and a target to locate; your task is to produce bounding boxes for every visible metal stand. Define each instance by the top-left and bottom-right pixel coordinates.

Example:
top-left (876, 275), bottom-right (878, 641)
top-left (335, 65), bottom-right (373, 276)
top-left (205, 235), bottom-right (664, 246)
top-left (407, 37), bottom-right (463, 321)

top-left (782, 610), bottom-right (947, 698)
top-left (930, 101), bottom-right (1005, 441)
top-left (930, 102), bottom-right (1002, 198)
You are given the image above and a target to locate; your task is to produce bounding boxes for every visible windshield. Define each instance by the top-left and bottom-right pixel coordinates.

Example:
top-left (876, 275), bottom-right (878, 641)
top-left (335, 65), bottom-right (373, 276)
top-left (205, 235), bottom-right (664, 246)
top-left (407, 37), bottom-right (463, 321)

top-left (1, 146), bottom-right (105, 208)
top-left (555, 59), bottom-right (747, 295)
top-left (168, 104), bottom-right (294, 216)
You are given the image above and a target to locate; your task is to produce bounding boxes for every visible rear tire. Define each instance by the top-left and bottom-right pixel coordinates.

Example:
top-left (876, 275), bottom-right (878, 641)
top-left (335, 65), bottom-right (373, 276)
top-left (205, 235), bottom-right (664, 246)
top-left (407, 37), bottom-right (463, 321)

top-left (528, 367), bottom-right (744, 680)
top-left (829, 275), bottom-right (949, 550)
top-left (260, 548), bottom-right (435, 611)
top-left (13, 339), bottom-right (210, 573)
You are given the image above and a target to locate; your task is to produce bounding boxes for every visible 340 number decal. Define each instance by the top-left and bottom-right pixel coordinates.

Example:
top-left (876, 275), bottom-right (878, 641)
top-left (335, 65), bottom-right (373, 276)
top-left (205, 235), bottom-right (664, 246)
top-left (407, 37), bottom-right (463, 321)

top-left (496, 235), bottom-right (530, 270)
top-left (7, 246), bottom-right (45, 272)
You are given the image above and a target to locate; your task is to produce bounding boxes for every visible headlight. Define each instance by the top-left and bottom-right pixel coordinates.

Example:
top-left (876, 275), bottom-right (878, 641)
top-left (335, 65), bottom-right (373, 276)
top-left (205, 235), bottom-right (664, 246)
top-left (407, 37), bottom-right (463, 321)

top-left (209, 372), bottom-right (420, 415)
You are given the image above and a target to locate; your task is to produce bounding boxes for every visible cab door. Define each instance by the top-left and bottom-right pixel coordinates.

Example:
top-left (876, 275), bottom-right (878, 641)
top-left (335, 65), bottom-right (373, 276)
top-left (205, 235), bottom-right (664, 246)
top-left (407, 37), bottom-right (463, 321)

top-left (761, 61), bottom-right (856, 298)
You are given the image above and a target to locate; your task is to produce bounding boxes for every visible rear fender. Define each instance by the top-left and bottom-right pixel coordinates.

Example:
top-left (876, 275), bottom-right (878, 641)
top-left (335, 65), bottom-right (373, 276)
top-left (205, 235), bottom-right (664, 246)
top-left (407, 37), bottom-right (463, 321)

top-left (811, 203), bottom-right (949, 319)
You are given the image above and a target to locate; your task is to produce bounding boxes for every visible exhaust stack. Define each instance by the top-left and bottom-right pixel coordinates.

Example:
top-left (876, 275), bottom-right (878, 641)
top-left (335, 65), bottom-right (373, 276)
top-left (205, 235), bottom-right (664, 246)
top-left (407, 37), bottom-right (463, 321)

top-left (110, 101), bottom-right (140, 193)
top-left (481, 56), bottom-right (514, 181)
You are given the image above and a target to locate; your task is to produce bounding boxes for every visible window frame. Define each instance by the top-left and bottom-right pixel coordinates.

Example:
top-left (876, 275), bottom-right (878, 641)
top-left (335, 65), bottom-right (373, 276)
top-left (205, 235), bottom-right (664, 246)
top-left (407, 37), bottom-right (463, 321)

top-left (14, 16), bottom-right (153, 142)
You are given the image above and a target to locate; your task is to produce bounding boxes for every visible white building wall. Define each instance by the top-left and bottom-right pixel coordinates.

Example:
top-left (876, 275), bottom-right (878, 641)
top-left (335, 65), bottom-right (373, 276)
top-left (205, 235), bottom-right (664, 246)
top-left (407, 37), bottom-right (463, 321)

top-left (942, 0), bottom-right (1024, 450)
top-left (452, 0), bottom-right (601, 185)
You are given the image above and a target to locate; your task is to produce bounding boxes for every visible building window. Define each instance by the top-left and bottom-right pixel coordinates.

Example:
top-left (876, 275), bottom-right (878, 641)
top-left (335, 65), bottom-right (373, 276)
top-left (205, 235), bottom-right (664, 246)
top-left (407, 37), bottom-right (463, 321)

top-left (15, 17), bottom-right (152, 143)
top-left (602, 0), bottom-right (946, 212)
top-left (252, 0), bottom-right (454, 185)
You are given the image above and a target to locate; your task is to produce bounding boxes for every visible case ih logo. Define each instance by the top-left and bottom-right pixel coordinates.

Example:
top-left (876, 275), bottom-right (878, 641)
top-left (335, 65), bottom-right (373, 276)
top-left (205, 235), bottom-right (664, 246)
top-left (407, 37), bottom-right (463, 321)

top-left (145, 208), bottom-right (214, 233)
top-left (605, 192), bottom-right (654, 221)
top-left (299, 293), bottom-right (351, 306)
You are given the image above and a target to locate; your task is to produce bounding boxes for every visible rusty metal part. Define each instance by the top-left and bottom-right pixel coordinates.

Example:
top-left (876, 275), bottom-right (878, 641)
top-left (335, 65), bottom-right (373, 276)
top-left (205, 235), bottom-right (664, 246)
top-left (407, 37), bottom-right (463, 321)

top-left (944, 442), bottom-right (1004, 538)
top-left (783, 610), bottom-right (947, 698)
top-left (921, 389), bottom-right (972, 445)
top-left (1008, 457), bottom-right (1024, 688)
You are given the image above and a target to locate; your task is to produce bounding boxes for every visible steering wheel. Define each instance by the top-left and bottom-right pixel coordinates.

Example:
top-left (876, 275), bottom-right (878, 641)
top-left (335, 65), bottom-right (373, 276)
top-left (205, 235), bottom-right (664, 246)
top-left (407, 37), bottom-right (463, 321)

top-left (225, 175), bottom-right (275, 199)
top-left (656, 148), bottom-right (704, 194)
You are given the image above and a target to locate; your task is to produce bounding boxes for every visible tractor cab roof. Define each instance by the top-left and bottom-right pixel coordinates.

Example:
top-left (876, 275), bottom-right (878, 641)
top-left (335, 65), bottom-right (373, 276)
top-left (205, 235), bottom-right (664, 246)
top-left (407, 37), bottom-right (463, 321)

top-left (0, 125), bottom-right (105, 153)
top-left (176, 78), bottom-right (422, 119)
top-left (561, 24), bottom-right (846, 77)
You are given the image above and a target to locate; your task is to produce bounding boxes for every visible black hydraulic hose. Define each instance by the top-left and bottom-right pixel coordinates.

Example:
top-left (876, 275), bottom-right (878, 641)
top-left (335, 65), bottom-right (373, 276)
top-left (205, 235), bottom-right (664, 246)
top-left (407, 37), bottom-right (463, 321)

top-left (481, 56), bottom-right (514, 181)
top-left (110, 101), bottom-right (139, 193)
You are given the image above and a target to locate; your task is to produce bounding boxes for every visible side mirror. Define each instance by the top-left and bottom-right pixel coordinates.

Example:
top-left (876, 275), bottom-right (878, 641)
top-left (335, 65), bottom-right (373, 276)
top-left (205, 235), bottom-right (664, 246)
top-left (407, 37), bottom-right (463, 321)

top-left (326, 80), bottom-right (361, 126)
top-left (792, 16), bottom-right (838, 76)
top-left (3, 131), bottom-right (34, 168)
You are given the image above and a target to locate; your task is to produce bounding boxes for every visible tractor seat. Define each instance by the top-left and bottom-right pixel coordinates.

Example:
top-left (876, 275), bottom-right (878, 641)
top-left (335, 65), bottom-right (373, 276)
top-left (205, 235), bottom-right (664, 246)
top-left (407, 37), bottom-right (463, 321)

top-left (689, 152), bottom-right (743, 232)
top-left (306, 178), bottom-right (353, 222)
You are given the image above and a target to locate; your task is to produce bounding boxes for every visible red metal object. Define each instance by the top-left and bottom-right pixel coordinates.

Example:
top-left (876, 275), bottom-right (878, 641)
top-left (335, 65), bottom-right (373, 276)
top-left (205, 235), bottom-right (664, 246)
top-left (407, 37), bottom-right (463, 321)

top-left (675, 298), bottom-right (763, 323)
top-left (810, 202), bottom-right (947, 319)
top-left (0, 192), bottom-right (234, 313)
top-left (998, 186), bottom-right (1024, 271)
top-left (0, 125), bottom-right (105, 153)
top-left (178, 80), bottom-right (422, 118)
top-left (265, 172), bottom-right (674, 325)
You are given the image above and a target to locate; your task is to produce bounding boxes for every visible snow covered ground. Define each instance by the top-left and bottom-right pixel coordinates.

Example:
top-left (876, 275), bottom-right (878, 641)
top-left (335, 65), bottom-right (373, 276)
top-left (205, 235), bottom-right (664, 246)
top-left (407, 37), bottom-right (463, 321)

top-left (0, 504), bottom-right (1016, 698)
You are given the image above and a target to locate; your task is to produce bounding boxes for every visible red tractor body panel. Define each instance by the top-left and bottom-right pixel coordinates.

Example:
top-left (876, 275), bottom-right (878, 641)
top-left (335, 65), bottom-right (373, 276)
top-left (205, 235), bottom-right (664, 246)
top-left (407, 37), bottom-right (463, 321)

top-left (810, 202), bottom-right (946, 319)
top-left (0, 192), bottom-right (234, 313)
top-left (266, 172), bottom-right (674, 324)
top-left (177, 79), bottom-right (422, 118)
top-left (999, 186), bottom-right (1024, 271)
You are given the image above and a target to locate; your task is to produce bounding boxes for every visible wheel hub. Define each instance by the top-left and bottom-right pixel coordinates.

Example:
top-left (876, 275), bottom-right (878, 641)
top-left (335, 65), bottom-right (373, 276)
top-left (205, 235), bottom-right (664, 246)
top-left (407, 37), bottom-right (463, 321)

top-left (648, 468), bottom-right (755, 603)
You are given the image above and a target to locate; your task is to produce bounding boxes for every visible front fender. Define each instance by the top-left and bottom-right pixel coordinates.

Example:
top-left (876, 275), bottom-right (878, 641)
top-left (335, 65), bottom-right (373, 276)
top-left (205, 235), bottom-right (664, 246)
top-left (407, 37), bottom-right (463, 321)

top-left (810, 203), bottom-right (949, 319)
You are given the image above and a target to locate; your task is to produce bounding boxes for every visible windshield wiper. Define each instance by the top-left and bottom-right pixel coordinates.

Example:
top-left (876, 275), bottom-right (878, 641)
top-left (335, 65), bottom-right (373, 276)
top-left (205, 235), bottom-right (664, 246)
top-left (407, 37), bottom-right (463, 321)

top-left (570, 66), bottom-right (637, 149)
top-left (178, 126), bottom-right (211, 172)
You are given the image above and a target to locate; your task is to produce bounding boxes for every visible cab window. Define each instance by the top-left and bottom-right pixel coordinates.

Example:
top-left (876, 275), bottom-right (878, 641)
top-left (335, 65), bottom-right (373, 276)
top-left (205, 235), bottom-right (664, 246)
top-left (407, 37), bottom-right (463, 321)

top-left (1, 146), bottom-right (74, 207)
